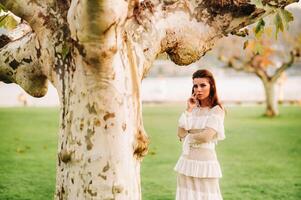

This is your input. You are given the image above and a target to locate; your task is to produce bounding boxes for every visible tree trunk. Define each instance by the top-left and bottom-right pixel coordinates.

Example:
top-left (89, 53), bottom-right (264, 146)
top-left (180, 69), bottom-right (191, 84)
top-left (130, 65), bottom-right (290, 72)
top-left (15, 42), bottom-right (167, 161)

top-left (53, 29), bottom-right (148, 199)
top-left (262, 80), bottom-right (278, 117)
top-left (55, 86), bottom-right (144, 199)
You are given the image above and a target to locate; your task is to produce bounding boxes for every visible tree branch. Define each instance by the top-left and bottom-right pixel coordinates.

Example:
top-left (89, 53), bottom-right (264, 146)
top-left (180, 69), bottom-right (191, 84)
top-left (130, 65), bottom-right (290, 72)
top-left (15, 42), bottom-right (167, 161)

top-left (271, 51), bottom-right (295, 82)
top-left (0, 0), bottom-right (55, 30)
top-left (219, 53), bottom-right (271, 83)
top-left (223, 0), bottom-right (298, 33)
top-left (249, 57), bottom-right (271, 82)
top-left (219, 54), bottom-right (256, 73)
top-left (124, 0), bottom-right (297, 79)
top-left (0, 30), bottom-right (48, 97)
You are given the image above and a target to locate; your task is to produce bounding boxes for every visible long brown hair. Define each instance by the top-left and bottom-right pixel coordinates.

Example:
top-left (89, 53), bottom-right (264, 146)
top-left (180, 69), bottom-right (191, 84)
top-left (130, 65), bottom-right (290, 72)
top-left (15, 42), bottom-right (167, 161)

top-left (191, 69), bottom-right (223, 109)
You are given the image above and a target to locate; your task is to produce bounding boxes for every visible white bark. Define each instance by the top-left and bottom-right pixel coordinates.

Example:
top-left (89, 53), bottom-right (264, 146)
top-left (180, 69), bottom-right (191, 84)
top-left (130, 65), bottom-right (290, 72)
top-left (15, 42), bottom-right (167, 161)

top-left (0, 0), bottom-right (298, 199)
top-left (54, 28), bottom-right (148, 200)
top-left (0, 30), bottom-right (48, 97)
top-left (262, 80), bottom-right (278, 117)
top-left (264, 52), bottom-right (296, 116)
top-left (0, 0), bottom-right (55, 31)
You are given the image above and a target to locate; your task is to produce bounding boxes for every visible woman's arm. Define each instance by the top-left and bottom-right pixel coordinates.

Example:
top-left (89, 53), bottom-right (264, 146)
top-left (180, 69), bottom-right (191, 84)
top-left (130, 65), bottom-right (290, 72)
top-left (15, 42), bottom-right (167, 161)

top-left (177, 94), bottom-right (198, 141)
top-left (190, 128), bottom-right (217, 143)
top-left (177, 127), bottom-right (188, 141)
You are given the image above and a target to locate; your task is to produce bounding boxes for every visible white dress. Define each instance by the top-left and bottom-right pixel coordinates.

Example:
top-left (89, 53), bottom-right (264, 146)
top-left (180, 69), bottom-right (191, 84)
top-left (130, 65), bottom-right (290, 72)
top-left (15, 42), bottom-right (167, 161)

top-left (174, 105), bottom-right (225, 200)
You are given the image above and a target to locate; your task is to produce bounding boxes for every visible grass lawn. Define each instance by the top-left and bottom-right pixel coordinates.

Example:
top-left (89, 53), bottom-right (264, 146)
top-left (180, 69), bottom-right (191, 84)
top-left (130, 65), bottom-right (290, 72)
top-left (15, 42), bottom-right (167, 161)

top-left (0, 105), bottom-right (300, 200)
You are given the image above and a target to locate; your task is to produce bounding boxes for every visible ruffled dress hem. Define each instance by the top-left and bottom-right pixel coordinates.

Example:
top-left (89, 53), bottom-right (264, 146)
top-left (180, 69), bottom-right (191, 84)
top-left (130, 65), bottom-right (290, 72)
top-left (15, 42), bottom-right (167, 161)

top-left (176, 188), bottom-right (223, 200)
top-left (174, 156), bottom-right (222, 178)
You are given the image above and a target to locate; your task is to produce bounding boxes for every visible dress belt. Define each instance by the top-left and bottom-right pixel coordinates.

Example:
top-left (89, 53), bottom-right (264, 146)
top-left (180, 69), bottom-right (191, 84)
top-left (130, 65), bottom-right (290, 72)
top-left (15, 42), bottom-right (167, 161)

top-left (190, 142), bottom-right (215, 149)
top-left (183, 136), bottom-right (215, 156)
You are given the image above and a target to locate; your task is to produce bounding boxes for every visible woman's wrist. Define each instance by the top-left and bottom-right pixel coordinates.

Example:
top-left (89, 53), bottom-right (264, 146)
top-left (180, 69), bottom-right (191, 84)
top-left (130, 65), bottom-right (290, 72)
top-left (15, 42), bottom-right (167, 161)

top-left (178, 133), bottom-right (188, 141)
top-left (186, 108), bottom-right (193, 113)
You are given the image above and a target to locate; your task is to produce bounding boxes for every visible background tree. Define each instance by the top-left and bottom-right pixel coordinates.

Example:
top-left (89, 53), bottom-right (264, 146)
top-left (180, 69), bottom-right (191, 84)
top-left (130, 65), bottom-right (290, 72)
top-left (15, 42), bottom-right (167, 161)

top-left (0, 0), bottom-right (298, 199)
top-left (218, 6), bottom-right (301, 117)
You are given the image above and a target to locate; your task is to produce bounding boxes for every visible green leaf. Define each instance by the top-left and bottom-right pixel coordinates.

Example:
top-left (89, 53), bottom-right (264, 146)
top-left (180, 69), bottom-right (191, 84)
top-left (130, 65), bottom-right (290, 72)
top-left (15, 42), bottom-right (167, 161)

top-left (61, 42), bottom-right (70, 60)
top-left (0, 3), bottom-right (8, 12)
top-left (255, 42), bottom-right (263, 54)
top-left (274, 12), bottom-right (284, 39)
top-left (0, 14), bottom-right (18, 30)
top-left (0, 14), bottom-right (8, 23)
top-left (254, 18), bottom-right (265, 38)
top-left (280, 9), bottom-right (294, 30)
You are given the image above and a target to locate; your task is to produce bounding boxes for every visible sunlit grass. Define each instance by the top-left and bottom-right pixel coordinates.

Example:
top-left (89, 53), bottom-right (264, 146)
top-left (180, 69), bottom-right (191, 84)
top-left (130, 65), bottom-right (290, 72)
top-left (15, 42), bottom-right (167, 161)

top-left (0, 105), bottom-right (300, 200)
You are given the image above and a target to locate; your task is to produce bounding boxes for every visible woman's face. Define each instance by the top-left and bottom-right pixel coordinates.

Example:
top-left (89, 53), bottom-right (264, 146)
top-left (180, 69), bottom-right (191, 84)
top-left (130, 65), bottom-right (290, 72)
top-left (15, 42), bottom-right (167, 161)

top-left (193, 78), bottom-right (211, 101)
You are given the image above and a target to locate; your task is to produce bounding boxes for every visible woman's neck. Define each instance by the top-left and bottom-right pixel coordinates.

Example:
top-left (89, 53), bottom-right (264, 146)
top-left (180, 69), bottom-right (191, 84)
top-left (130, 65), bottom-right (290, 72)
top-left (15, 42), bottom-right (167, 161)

top-left (199, 98), bottom-right (210, 107)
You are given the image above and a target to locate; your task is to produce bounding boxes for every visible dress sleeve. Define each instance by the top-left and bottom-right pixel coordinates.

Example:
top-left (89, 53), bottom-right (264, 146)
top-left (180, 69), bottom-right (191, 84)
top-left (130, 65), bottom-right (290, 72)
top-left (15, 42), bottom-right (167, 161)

top-left (178, 110), bottom-right (193, 131)
top-left (205, 106), bottom-right (225, 141)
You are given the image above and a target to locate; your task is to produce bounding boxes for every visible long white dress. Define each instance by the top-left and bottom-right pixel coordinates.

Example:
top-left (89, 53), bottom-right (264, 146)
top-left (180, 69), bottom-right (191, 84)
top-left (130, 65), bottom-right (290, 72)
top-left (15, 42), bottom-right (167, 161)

top-left (174, 105), bottom-right (225, 200)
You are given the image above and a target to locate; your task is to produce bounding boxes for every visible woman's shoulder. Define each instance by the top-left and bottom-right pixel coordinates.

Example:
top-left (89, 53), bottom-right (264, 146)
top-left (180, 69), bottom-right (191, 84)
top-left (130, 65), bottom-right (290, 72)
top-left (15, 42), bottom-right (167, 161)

top-left (184, 107), bottom-right (206, 117)
top-left (209, 105), bottom-right (225, 116)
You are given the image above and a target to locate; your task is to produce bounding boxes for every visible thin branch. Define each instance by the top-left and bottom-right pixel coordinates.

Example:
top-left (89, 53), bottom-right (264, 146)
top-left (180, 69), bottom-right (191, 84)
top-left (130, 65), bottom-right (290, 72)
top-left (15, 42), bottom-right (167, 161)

top-left (271, 51), bottom-right (295, 82)
top-left (219, 53), bottom-right (271, 83)
top-left (248, 54), bottom-right (270, 81)
top-left (220, 54), bottom-right (256, 73)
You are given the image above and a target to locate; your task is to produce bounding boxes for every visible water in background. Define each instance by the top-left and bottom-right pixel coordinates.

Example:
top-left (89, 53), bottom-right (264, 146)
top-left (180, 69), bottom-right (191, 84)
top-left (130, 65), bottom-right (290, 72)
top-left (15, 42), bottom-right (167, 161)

top-left (1, 75), bottom-right (300, 107)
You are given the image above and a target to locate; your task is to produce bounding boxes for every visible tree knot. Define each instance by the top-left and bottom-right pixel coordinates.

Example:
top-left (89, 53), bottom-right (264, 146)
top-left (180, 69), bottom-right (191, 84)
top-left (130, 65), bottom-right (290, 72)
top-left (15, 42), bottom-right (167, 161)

top-left (133, 129), bottom-right (149, 160)
top-left (59, 149), bottom-right (73, 164)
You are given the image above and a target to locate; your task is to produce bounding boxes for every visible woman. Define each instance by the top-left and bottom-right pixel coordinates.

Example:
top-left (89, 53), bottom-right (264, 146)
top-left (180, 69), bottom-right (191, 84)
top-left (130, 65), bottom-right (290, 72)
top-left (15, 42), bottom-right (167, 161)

top-left (174, 69), bottom-right (225, 200)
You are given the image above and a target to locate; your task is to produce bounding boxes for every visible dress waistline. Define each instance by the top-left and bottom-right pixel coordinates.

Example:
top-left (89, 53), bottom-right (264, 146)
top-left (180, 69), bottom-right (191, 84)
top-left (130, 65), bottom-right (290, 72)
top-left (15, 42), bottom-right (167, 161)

top-left (190, 142), bottom-right (215, 149)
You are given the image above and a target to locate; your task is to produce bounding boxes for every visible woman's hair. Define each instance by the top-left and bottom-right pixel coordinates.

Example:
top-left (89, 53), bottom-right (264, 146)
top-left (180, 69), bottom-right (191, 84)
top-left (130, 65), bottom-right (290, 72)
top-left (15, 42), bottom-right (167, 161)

top-left (191, 69), bottom-right (223, 109)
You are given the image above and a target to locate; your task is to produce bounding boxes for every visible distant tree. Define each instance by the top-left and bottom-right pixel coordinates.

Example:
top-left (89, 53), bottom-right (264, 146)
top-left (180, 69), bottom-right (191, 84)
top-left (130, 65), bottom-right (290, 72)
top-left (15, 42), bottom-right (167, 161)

top-left (218, 7), bottom-right (301, 117)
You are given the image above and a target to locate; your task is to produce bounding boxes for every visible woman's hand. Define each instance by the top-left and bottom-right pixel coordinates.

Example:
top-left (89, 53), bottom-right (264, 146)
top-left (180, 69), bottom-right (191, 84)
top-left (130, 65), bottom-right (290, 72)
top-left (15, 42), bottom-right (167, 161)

top-left (187, 93), bottom-right (197, 112)
top-left (178, 127), bottom-right (188, 141)
top-left (188, 129), bottom-right (203, 134)
top-left (190, 128), bottom-right (217, 143)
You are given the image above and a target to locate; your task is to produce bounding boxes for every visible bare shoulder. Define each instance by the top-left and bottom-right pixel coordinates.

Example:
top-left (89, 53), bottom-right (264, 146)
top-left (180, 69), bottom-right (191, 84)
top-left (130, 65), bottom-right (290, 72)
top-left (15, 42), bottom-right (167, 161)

top-left (210, 105), bottom-right (225, 116)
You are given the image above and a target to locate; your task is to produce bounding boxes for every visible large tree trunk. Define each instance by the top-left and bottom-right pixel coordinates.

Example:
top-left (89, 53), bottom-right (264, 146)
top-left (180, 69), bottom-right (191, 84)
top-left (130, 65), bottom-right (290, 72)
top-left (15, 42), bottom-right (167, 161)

top-left (0, 0), bottom-right (297, 199)
top-left (262, 80), bottom-right (278, 117)
top-left (54, 69), bottom-right (146, 199)
top-left (53, 29), bottom-right (148, 199)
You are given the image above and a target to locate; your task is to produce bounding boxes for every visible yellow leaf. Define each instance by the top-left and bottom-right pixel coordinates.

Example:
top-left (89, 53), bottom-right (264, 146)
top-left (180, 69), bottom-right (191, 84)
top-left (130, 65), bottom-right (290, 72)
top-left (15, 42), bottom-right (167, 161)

top-left (265, 27), bottom-right (273, 37)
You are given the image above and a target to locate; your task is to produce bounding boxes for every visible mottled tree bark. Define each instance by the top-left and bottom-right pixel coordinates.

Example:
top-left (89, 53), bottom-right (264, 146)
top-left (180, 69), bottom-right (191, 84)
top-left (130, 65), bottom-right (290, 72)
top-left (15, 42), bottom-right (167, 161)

top-left (0, 29), bottom-right (48, 97)
top-left (0, 0), bottom-right (297, 199)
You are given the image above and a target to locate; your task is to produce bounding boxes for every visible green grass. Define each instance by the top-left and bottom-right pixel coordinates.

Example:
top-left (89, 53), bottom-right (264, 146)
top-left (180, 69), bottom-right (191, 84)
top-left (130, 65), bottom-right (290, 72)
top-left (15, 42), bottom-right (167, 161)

top-left (0, 105), bottom-right (301, 200)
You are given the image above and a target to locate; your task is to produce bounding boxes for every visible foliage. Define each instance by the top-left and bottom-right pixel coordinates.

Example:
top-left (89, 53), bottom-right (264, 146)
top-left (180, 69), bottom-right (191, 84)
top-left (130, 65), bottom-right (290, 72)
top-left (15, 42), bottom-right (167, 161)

top-left (61, 42), bottom-right (71, 60)
top-left (0, 14), bottom-right (18, 30)
top-left (274, 13), bottom-right (284, 39)
top-left (0, 3), bottom-right (18, 30)
top-left (244, 37), bottom-right (275, 69)
top-left (244, 6), bottom-right (298, 65)
top-left (251, 0), bottom-right (294, 40)
top-left (0, 3), bottom-right (7, 12)
top-left (280, 9), bottom-right (294, 30)
top-left (254, 18), bottom-right (265, 38)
